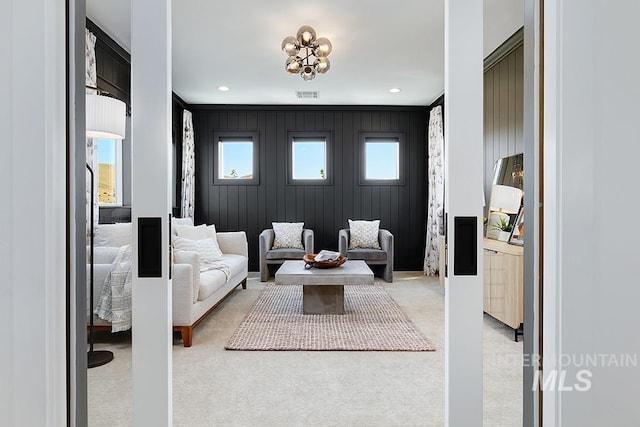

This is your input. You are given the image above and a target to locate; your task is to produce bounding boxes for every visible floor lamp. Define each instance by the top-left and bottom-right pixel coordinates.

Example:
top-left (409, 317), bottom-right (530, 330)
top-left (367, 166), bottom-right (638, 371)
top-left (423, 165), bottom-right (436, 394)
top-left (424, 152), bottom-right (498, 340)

top-left (86, 91), bottom-right (126, 368)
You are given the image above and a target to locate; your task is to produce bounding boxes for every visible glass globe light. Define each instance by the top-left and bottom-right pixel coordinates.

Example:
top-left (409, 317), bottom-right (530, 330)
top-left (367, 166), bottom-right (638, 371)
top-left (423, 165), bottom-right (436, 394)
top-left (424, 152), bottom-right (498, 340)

top-left (316, 57), bottom-right (330, 74)
top-left (315, 37), bottom-right (332, 57)
top-left (296, 25), bottom-right (316, 46)
top-left (285, 56), bottom-right (301, 74)
top-left (281, 36), bottom-right (299, 56)
top-left (301, 65), bottom-right (316, 81)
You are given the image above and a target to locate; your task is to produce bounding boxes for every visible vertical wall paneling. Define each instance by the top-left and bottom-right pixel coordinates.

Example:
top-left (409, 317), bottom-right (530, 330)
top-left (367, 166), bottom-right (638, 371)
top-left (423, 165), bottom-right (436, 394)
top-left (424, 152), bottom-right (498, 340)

top-left (87, 19), bottom-right (131, 106)
top-left (192, 106), bottom-right (428, 271)
top-left (484, 32), bottom-right (524, 213)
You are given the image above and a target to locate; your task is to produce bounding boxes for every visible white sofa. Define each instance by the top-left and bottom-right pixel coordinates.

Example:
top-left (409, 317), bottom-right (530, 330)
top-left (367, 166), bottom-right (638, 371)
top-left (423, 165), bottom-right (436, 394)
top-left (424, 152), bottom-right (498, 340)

top-left (172, 230), bottom-right (248, 346)
top-left (90, 222), bottom-right (248, 347)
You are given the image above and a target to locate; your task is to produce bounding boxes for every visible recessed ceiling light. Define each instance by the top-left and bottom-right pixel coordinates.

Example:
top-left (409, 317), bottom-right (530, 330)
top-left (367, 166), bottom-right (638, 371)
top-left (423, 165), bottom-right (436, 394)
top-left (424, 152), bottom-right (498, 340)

top-left (218, 86), bottom-right (230, 92)
top-left (389, 88), bottom-right (401, 94)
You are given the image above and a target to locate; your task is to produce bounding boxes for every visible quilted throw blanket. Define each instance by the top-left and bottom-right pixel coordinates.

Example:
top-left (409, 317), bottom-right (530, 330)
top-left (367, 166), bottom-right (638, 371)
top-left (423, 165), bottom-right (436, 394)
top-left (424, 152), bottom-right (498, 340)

top-left (95, 244), bottom-right (133, 332)
top-left (201, 259), bottom-right (230, 280)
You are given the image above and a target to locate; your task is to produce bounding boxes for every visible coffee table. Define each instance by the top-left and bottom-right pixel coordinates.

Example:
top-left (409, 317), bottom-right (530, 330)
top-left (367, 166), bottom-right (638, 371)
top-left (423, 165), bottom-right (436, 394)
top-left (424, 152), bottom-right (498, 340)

top-left (275, 260), bottom-right (374, 314)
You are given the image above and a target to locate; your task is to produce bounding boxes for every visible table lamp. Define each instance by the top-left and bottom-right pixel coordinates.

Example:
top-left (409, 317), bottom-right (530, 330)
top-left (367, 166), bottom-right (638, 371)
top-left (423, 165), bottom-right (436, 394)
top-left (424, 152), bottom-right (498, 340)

top-left (487, 184), bottom-right (522, 240)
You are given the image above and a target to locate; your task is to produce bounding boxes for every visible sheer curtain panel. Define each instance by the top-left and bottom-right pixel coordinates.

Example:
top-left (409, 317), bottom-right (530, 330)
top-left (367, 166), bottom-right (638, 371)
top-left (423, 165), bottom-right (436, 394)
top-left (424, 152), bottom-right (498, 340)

top-left (423, 105), bottom-right (444, 275)
top-left (181, 110), bottom-right (195, 220)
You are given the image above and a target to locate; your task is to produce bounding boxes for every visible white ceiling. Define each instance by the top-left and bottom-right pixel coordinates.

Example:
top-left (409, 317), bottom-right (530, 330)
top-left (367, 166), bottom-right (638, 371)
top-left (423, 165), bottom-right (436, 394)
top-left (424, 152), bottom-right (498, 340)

top-left (87, 0), bottom-right (523, 106)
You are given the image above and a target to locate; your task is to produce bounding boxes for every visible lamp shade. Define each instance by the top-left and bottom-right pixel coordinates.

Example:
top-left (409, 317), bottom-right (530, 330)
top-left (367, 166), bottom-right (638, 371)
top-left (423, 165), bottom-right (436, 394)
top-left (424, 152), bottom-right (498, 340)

top-left (86, 93), bottom-right (126, 140)
top-left (489, 184), bottom-right (522, 214)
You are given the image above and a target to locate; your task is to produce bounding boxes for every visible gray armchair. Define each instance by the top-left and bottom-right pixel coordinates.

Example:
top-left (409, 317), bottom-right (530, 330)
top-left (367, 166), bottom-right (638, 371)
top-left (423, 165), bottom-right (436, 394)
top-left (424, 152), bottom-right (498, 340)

top-left (259, 228), bottom-right (314, 281)
top-left (338, 228), bottom-right (394, 282)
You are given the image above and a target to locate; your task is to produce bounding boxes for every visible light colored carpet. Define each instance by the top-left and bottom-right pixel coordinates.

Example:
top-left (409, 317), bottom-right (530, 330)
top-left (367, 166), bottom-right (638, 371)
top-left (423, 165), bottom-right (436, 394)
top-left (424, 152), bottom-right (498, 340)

top-left (225, 284), bottom-right (435, 351)
top-left (88, 272), bottom-right (523, 427)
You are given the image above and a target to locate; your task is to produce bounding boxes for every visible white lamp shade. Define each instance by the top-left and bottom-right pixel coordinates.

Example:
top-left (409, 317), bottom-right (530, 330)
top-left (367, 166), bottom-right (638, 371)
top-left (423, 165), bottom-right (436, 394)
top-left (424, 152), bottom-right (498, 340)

top-left (489, 184), bottom-right (522, 214)
top-left (86, 93), bottom-right (126, 140)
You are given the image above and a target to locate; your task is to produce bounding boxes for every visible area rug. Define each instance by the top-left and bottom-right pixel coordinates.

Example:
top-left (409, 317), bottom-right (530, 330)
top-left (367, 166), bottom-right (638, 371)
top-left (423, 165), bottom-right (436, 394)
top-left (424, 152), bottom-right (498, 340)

top-left (225, 284), bottom-right (435, 351)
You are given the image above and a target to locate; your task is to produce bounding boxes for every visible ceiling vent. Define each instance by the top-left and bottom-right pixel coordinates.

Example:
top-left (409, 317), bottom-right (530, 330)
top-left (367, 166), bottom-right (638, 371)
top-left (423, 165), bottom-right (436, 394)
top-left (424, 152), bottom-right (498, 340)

top-left (296, 91), bottom-right (319, 99)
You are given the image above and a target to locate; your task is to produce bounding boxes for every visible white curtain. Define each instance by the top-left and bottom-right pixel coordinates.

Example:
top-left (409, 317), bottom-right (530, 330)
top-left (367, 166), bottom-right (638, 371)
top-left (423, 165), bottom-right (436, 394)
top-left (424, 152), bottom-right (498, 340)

top-left (423, 105), bottom-right (444, 276)
top-left (86, 29), bottom-right (98, 229)
top-left (181, 110), bottom-right (195, 220)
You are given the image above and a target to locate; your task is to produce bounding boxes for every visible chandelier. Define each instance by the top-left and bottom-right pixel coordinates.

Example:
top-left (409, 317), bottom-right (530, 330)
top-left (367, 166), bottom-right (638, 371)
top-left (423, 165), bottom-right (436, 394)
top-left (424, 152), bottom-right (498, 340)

top-left (281, 25), bottom-right (332, 81)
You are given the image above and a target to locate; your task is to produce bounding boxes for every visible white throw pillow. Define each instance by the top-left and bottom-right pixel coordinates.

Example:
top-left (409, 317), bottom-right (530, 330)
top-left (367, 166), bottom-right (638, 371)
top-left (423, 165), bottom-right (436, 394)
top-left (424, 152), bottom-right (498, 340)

top-left (348, 219), bottom-right (381, 249)
top-left (176, 224), bottom-right (209, 240)
top-left (175, 224), bottom-right (223, 256)
top-left (94, 223), bottom-right (132, 247)
top-left (171, 217), bottom-right (194, 235)
top-left (271, 222), bottom-right (304, 249)
top-left (172, 236), bottom-right (223, 272)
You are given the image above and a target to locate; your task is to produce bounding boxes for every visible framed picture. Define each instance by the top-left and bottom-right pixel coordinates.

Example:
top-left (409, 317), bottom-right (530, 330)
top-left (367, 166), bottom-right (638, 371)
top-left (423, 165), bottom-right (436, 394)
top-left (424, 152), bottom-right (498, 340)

top-left (508, 206), bottom-right (524, 246)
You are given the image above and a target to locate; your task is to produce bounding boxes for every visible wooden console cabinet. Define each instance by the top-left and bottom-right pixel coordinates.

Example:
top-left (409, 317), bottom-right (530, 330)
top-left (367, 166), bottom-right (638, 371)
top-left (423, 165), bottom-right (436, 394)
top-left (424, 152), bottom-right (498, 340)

top-left (483, 238), bottom-right (523, 334)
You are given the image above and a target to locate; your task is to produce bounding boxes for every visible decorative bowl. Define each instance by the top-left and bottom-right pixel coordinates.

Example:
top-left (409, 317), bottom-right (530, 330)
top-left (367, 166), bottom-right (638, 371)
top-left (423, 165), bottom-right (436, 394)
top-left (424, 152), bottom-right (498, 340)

top-left (303, 253), bottom-right (347, 269)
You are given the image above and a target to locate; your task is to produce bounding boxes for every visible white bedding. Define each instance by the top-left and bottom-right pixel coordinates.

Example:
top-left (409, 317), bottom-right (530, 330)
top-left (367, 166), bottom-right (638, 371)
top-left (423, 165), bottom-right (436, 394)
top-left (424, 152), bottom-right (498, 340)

top-left (95, 244), bottom-right (132, 332)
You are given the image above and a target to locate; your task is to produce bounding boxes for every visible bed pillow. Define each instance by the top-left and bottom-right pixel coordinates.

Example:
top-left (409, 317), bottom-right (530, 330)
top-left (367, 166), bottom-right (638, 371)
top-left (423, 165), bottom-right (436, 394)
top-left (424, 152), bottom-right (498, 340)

top-left (271, 222), bottom-right (304, 249)
top-left (172, 236), bottom-right (223, 272)
top-left (348, 219), bottom-right (381, 249)
top-left (94, 223), bottom-right (132, 247)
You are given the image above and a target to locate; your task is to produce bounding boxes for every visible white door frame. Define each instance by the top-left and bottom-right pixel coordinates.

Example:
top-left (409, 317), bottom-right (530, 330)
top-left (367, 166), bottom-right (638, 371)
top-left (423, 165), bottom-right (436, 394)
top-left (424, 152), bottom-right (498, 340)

top-left (130, 0), bottom-right (173, 425)
top-left (443, 1), bottom-right (484, 425)
top-left (523, 0), bottom-right (542, 425)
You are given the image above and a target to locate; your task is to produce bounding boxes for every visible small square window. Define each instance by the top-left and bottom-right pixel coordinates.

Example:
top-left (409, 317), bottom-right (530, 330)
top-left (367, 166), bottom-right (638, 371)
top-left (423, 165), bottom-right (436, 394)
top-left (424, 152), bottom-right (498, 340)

top-left (365, 141), bottom-right (400, 180)
top-left (360, 132), bottom-right (405, 185)
top-left (287, 131), bottom-right (332, 185)
top-left (292, 139), bottom-right (327, 180)
top-left (213, 131), bottom-right (259, 185)
top-left (218, 141), bottom-right (253, 180)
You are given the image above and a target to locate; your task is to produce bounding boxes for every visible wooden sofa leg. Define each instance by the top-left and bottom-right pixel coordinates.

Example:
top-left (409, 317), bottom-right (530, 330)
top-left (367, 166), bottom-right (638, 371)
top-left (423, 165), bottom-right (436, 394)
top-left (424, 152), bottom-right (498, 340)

top-left (181, 326), bottom-right (193, 347)
top-left (242, 278), bottom-right (247, 289)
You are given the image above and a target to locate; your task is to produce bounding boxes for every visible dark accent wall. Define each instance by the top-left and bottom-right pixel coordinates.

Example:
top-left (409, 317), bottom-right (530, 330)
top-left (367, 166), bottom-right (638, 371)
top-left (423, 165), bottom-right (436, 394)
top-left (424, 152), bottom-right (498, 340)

top-left (484, 30), bottom-right (524, 212)
top-left (99, 206), bottom-right (131, 224)
top-left (191, 106), bottom-right (428, 271)
top-left (86, 19), bottom-right (131, 108)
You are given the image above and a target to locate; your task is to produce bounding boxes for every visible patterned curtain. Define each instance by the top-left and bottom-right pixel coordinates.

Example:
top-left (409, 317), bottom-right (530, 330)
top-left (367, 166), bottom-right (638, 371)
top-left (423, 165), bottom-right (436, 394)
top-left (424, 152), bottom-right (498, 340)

top-left (86, 29), bottom-right (98, 229)
top-left (423, 105), bottom-right (444, 275)
top-left (181, 110), bottom-right (195, 220)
